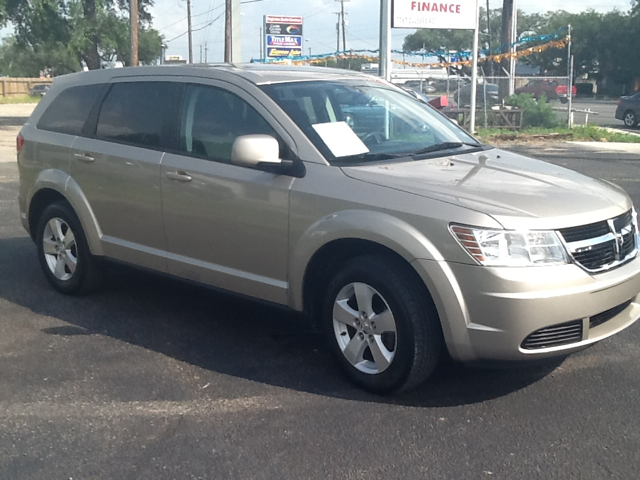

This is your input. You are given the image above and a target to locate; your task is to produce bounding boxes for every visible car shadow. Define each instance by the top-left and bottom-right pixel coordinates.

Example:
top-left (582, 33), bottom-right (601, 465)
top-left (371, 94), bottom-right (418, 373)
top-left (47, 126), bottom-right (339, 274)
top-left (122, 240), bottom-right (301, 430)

top-left (0, 236), bottom-right (562, 407)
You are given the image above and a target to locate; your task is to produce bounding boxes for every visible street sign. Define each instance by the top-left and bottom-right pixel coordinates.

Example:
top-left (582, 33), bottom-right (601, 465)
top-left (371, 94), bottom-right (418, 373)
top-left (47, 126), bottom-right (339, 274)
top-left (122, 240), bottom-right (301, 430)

top-left (264, 15), bottom-right (304, 59)
top-left (392, 0), bottom-right (477, 30)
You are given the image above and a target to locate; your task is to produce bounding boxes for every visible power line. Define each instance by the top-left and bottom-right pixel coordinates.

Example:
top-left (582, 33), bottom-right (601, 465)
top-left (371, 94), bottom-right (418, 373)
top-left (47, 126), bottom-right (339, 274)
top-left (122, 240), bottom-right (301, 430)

top-left (166, 11), bottom-right (225, 43)
top-left (156, 3), bottom-right (224, 32)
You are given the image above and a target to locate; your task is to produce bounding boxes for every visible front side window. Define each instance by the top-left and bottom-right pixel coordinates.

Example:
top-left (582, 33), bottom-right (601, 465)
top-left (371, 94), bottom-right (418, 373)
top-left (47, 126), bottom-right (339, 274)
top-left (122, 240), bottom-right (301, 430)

top-left (261, 80), bottom-right (482, 164)
top-left (180, 84), bottom-right (277, 163)
top-left (96, 82), bottom-right (180, 148)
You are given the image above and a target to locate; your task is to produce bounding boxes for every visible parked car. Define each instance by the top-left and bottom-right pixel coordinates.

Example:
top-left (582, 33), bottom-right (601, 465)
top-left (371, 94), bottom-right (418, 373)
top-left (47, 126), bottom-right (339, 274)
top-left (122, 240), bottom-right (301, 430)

top-left (28, 84), bottom-right (50, 97)
top-left (515, 79), bottom-right (576, 103)
top-left (400, 87), bottom-right (456, 110)
top-left (402, 80), bottom-right (437, 94)
top-left (454, 82), bottom-right (500, 107)
top-left (615, 93), bottom-right (640, 128)
top-left (17, 65), bottom-right (640, 394)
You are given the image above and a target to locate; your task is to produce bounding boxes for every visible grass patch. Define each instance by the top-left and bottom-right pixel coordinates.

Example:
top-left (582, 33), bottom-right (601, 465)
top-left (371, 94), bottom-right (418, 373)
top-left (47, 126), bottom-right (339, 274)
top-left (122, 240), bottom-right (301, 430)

top-left (477, 125), bottom-right (640, 143)
top-left (0, 95), bottom-right (42, 104)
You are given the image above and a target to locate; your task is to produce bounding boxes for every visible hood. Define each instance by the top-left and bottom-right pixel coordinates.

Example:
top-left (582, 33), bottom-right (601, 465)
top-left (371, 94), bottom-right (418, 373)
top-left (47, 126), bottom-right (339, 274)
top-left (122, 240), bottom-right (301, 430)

top-left (341, 148), bottom-right (631, 230)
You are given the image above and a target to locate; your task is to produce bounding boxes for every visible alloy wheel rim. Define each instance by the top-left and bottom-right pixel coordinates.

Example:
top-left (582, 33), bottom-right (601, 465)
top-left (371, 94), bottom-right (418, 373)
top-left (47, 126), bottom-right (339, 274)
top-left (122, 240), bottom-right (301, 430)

top-left (625, 113), bottom-right (635, 126)
top-left (42, 217), bottom-right (78, 281)
top-left (332, 282), bottom-right (397, 374)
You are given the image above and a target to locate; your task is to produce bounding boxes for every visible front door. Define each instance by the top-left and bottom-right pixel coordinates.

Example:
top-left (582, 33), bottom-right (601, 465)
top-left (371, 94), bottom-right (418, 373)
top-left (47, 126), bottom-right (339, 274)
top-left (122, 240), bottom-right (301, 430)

top-left (160, 83), bottom-right (293, 304)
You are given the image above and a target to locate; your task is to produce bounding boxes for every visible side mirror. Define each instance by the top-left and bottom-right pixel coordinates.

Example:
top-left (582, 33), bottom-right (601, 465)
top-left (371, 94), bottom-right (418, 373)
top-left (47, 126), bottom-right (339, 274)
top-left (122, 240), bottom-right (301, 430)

top-left (231, 134), bottom-right (281, 167)
top-left (230, 134), bottom-right (303, 176)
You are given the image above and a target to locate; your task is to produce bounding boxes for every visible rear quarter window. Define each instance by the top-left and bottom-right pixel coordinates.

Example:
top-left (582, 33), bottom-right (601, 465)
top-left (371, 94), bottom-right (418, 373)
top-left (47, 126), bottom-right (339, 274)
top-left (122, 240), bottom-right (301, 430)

top-left (37, 84), bottom-right (105, 135)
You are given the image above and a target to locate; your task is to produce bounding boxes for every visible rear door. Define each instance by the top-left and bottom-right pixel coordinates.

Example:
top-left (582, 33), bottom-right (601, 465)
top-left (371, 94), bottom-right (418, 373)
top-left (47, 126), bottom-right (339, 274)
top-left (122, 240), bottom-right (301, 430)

top-left (70, 79), bottom-right (183, 271)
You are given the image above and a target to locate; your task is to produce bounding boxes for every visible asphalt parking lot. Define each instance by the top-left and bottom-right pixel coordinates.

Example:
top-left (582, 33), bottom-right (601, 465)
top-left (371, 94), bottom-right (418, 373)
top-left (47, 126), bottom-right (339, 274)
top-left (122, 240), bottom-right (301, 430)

top-left (1, 104), bottom-right (640, 479)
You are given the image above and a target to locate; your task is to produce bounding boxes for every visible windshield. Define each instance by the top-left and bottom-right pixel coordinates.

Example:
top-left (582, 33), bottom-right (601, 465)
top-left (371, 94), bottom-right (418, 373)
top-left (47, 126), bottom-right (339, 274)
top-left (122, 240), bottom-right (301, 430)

top-left (260, 80), bottom-right (482, 163)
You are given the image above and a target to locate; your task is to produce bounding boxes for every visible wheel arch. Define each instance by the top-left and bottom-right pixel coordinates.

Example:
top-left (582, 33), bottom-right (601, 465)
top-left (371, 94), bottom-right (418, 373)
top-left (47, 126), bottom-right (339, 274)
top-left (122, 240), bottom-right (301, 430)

top-left (28, 188), bottom-right (67, 241)
top-left (27, 170), bottom-right (104, 255)
top-left (290, 210), bottom-right (446, 325)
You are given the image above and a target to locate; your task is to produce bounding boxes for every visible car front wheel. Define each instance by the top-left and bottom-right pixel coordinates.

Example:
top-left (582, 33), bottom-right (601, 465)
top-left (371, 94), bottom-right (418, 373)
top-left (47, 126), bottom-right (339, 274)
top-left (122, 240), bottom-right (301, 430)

top-left (323, 255), bottom-right (443, 394)
top-left (36, 201), bottom-right (102, 295)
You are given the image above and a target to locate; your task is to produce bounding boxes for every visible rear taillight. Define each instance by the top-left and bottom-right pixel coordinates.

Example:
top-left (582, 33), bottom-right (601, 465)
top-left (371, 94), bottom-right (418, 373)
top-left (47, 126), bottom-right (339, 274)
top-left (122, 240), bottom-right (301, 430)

top-left (16, 133), bottom-right (24, 153)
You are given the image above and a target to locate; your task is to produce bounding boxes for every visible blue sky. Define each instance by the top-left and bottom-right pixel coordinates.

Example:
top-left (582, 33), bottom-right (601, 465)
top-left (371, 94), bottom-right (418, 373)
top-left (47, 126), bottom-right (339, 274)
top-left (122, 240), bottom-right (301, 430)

top-left (1, 0), bottom-right (632, 63)
top-left (151, 0), bottom-right (634, 63)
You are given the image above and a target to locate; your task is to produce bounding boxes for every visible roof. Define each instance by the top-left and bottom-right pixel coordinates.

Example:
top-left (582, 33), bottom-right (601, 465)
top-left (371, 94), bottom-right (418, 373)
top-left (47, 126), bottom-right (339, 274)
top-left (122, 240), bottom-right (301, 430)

top-left (52, 63), bottom-right (381, 87)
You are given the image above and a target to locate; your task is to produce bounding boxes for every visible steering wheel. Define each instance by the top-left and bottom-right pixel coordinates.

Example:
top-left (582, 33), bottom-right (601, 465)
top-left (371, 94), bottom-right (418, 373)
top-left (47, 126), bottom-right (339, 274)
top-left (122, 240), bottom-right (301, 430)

top-left (361, 131), bottom-right (385, 146)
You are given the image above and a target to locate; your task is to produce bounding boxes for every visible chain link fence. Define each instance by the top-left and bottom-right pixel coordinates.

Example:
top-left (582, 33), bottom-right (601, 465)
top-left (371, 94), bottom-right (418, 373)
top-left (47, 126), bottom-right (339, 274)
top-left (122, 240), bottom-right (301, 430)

top-left (395, 74), bottom-right (574, 129)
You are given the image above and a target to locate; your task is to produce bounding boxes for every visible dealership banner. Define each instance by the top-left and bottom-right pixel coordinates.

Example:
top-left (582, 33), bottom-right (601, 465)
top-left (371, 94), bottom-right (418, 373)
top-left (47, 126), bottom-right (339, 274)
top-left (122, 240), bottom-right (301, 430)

top-left (392, 0), bottom-right (478, 30)
top-left (264, 15), bottom-right (303, 59)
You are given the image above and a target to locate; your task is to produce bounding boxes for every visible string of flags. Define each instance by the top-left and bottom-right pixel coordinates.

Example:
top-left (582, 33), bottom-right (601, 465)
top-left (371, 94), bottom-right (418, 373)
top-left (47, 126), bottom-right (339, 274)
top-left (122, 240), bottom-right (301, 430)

top-left (252, 37), bottom-right (568, 69)
top-left (393, 38), bottom-right (568, 68)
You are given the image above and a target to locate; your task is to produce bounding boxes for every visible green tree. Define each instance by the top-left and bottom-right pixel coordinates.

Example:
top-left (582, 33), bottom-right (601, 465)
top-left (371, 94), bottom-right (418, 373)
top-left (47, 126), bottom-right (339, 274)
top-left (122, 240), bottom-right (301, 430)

top-left (0, 36), bottom-right (80, 77)
top-left (3, 0), bottom-right (162, 72)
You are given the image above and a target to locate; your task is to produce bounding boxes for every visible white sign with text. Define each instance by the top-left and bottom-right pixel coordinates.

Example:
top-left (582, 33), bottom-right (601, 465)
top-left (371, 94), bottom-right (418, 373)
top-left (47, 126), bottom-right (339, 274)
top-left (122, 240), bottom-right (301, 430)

top-left (393, 0), bottom-right (478, 30)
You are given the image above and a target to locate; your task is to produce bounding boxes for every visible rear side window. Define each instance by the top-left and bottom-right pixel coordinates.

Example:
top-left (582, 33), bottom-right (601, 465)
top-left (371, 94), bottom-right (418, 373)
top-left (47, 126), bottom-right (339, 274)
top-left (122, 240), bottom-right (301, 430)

top-left (37, 84), bottom-right (104, 135)
top-left (96, 82), bottom-right (181, 149)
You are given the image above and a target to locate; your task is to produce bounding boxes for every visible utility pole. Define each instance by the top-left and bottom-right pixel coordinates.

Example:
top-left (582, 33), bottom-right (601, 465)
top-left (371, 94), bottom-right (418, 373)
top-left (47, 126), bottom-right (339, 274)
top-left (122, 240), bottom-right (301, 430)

top-left (232, 0), bottom-right (241, 62)
top-left (259, 26), bottom-right (264, 60)
top-left (336, 0), bottom-right (350, 52)
top-left (499, 0), bottom-right (514, 99)
top-left (187, 0), bottom-right (193, 63)
top-left (567, 24), bottom-right (573, 128)
top-left (379, 0), bottom-right (391, 81)
top-left (486, 0), bottom-right (493, 77)
top-left (509, 0), bottom-right (518, 95)
top-left (224, 0), bottom-right (241, 63)
top-left (205, 42), bottom-right (208, 63)
top-left (130, 0), bottom-right (139, 66)
top-left (225, 0), bottom-right (232, 61)
top-left (334, 12), bottom-right (341, 52)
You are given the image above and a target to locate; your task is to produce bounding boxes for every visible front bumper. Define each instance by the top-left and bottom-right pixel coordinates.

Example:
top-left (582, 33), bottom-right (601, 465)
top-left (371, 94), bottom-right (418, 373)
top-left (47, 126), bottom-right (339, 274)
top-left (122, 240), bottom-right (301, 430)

top-left (412, 256), bottom-right (640, 363)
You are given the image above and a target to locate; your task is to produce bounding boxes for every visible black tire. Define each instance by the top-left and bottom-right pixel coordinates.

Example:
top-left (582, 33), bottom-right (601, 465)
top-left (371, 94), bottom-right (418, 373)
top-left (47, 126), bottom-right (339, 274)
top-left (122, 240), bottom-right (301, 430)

top-left (559, 97), bottom-right (568, 104)
top-left (623, 110), bottom-right (638, 128)
top-left (36, 201), bottom-right (103, 295)
top-left (322, 255), bottom-right (443, 394)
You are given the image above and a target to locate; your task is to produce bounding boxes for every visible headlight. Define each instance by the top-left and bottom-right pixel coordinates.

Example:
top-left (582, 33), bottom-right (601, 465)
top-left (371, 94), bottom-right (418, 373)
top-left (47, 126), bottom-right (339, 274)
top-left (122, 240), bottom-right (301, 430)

top-left (450, 225), bottom-right (569, 267)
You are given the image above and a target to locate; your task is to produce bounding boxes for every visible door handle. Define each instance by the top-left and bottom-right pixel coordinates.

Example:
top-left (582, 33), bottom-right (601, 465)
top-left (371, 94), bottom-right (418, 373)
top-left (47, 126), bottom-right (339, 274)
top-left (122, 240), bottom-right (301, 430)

top-left (166, 170), bottom-right (193, 182)
top-left (74, 153), bottom-right (95, 163)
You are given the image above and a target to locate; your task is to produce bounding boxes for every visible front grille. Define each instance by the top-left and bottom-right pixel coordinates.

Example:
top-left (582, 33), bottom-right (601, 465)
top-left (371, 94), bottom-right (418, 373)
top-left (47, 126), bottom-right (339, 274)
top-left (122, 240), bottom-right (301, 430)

top-left (559, 210), bottom-right (638, 273)
top-left (560, 221), bottom-right (610, 243)
top-left (614, 211), bottom-right (633, 230)
top-left (589, 299), bottom-right (633, 329)
top-left (521, 320), bottom-right (583, 350)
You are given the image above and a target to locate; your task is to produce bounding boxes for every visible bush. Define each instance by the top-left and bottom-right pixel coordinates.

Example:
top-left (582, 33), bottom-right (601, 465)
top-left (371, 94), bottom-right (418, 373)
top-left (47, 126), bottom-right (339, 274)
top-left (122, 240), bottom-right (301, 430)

top-left (504, 93), bottom-right (559, 128)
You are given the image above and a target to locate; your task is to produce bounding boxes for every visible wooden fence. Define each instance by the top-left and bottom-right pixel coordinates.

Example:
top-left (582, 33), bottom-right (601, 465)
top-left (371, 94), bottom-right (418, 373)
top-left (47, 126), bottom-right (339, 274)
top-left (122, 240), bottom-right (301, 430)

top-left (0, 78), bottom-right (53, 97)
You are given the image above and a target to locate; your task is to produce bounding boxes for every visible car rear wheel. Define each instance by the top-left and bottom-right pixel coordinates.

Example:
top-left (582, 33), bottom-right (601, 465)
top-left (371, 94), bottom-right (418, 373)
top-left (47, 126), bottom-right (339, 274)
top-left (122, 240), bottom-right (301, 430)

top-left (323, 255), bottom-right (443, 394)
top-left (623, 110), bottom-right (638, 128)
top-left (36, 201), bottom-right (102, 295)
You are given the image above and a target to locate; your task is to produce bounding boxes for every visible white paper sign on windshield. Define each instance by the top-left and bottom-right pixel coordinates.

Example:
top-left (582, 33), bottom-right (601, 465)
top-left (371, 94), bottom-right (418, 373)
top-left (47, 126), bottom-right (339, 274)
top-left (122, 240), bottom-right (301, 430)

top-left (312, 122), bottom-right (370, 158)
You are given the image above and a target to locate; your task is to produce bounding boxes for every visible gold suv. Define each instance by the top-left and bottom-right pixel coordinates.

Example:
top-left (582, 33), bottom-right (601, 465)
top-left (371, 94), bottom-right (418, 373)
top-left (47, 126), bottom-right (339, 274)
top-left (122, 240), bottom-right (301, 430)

top-left (17, 65), bottom-right (640, 393)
